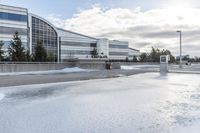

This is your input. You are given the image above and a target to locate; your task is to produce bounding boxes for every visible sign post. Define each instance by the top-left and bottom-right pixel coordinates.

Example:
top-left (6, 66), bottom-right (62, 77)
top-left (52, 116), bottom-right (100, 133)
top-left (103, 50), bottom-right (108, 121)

top-left (160, 55), bottom-right (169, 75)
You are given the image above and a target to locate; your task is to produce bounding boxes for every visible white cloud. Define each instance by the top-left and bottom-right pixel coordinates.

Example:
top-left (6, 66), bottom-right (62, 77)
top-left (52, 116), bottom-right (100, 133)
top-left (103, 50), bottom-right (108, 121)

top-left (48, 6), bottom-right (200, 56)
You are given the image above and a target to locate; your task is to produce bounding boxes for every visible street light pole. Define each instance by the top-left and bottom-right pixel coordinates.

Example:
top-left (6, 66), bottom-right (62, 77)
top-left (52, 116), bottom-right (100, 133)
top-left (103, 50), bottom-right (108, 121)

top-left (176, 30), bottom-right (182, 68)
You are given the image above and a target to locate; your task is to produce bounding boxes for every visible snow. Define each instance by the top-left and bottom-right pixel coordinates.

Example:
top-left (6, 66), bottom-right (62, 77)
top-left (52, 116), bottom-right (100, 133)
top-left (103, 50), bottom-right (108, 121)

top-left (0, 93), bottom-right (4, 101)
top-left (0, 67), bottom-right (94, 76)
top-left (174, 121), bottom-right (200, 133)
top-left (121, 65), bottom-right (159, 70)
top-left (0, 73), bottom-right (200, 133)
top-left (62, 67), bottom-right (91, 72)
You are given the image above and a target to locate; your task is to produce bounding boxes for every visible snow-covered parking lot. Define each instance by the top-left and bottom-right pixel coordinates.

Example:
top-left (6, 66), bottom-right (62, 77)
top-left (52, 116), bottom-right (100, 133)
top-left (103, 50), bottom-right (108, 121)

top-left (0, 72), bottom-right (200, 133)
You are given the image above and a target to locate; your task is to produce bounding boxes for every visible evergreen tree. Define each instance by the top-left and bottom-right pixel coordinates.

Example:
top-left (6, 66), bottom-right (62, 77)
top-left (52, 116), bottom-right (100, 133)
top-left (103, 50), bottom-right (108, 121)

top-left (139, 53), bottom-right (148, 62)
top-left (150, 47), bottom-right (157, 62)
top-left (132, 56), bottom-right (138, 62)
top-left (125, 57), bottom-right (129, 62)
top-left (139, 47), bottom-right (176, 63)
top-left (150, 47), bottom-right (161, 62)
top-left (25, 50), bottom-right (32, 62)
top-left (91, 48), bottom-right (99, 58)
top-left (8, 32), bottom-right (26, 61)
top-left (0, 41), bottom-right (4, 61)
top-left (33, 41), bottom-right (48, 62)
top-left (47, 52), bottom-right (55, 62)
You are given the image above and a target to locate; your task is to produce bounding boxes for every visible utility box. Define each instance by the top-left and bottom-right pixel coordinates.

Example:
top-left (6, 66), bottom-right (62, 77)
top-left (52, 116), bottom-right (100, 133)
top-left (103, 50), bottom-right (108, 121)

top-left (160, 55), bottom-right (169, 74)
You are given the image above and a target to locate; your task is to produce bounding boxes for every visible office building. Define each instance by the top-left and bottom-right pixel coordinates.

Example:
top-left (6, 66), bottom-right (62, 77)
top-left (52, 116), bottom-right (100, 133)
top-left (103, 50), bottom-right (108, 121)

top-left (0, 4), bottom-right (140, 62)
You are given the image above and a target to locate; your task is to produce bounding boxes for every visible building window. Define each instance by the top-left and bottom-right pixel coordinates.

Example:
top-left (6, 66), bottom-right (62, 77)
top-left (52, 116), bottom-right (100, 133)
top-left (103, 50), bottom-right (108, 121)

top-left (109, 52), bottom-right (128, 56)
top-left (109, 44), bottom-right (128, 49)
top-left (0, 12), bottom-right (27, 22)
top-left (0, 26), bottom-right (27, 35)
top-left (31, 16), bottom-right (57, 61)
top-left (61, 41), bottom-right (97, 48)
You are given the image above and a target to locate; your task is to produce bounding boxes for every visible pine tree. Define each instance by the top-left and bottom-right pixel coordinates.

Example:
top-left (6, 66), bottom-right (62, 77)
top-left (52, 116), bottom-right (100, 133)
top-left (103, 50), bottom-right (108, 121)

top-left (25, 50), bottom-right (32, 62)
top-left (33, 41), bottom-right (48, 62)
top-left (47, 52), bottom-right (55, 62)
top-left (132, 56), bottom-right (138, 62)
top-left (8, 32), bottom-right (26, 61)
top-left (139, 53), bottom-right (148, 62)
top-left (150, 47), bottom-right (161, 62)
top-left (91, 48), bottom-right (99, 58)
top-left (0, 41), bottom-right (4, 61)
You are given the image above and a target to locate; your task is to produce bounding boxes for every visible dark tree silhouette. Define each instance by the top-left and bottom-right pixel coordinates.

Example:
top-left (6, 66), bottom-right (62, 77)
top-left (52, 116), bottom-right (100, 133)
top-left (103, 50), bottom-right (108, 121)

top-left (0, 41), bottom-right (4, 61)
top-left (33, 41), bottom-right (48, 62)
top-left (8, 32), bottom-right (27, 61)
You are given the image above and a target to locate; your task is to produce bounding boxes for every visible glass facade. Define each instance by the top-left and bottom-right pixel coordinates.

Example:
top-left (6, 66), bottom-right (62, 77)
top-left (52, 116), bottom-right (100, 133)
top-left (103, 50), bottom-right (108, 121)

top-left (109, 52), bottom-right (128, 56)
top-left (32, 16), bottom-right (58, 61)
top-left (1, 41), bottom-right (28, 49)
top-left (0, 12), bottom-right (27, 22)
top-left (109, 44), bottom-right (128, 49)
top-left (61, 50), bottom-right (92, 55)
top-left (0, 26), bottom-right (27, 35)
top-left (61, 41), bottom-right (96, 47)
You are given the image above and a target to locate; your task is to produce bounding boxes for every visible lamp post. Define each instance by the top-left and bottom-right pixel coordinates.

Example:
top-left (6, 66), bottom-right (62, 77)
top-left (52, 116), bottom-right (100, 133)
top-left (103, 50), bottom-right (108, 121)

top-left (176, 30), bottom-right (182, 68)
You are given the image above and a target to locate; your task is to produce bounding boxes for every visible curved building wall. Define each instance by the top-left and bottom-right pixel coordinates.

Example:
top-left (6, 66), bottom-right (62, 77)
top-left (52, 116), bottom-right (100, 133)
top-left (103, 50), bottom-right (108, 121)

top-left (29, 14), bottom-right (58, 61)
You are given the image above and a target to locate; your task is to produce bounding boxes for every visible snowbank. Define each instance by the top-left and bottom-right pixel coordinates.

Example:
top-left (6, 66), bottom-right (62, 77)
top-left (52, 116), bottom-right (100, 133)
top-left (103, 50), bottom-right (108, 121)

top-left (0, 67), bottom-right (94, 76)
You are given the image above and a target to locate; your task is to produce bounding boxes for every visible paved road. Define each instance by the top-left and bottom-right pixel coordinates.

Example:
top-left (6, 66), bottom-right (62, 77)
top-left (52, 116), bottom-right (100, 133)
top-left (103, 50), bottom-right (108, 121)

top-left (0, 73), bottom-right (200, 133)
top-left (0, 69), bottom-right (154, 87)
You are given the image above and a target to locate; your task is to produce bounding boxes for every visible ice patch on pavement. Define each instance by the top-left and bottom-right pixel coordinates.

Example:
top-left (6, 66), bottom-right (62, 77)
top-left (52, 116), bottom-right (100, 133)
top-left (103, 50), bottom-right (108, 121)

top-left (62, 67), bottom-right (91, 73)
top-left (1, 73), bottom-right (200, 133)
top-left (121, 65), bottom-right (159, 70)
top-left (0, 67), bottom-right (94, 76)
top-left (0, 93), bottom-right (5, 101)
top-left (175, 121), bottom-right (200, 133)
top-left (121, 65), bottom-right (141, 70)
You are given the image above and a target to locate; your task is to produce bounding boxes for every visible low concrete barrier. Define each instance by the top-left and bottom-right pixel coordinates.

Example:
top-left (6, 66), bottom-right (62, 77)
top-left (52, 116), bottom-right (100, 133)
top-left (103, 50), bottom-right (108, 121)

top-left (0, 61), bottom-right (159, 73)
top-left (0, 63), bottom-right (72, 73)
top-left (0, 61), bottom-right (106, 73)
top-left (111, 62), bottom-right (159, 69)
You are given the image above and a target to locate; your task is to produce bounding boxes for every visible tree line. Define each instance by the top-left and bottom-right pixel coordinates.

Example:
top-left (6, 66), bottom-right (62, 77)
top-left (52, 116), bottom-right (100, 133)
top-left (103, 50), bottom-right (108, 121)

top-left (139, 47), bottom-right (176, 63)
top-left (0, 32), bottom-right (55, 62)
top-left (187, 57), bottom-right (200, 63)
top-left (1, 32), bottom-right (199, 63)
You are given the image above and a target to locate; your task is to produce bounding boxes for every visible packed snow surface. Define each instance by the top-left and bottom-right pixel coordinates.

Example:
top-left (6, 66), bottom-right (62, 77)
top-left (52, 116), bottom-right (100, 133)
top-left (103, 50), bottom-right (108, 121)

top-left (0, 73), bottom-right (200, 133)
top-left (0, 67), bottom-right (93, 76)
top-left (0, 93), bottom-right (4, 101)
top-left (121, 65), bottom-right (159, 70)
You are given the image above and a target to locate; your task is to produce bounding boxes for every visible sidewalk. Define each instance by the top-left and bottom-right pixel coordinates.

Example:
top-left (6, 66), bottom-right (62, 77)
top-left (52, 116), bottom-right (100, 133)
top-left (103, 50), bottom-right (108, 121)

top-left (0, 69), bottom-right (154, 87)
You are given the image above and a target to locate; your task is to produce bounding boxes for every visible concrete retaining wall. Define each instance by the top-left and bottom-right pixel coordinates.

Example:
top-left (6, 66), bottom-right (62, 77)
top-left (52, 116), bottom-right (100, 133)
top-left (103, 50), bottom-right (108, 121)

top-left (0, 61), bottom-right (106, 73)
top-left (111, 62), bottom-right (159, 69)
top-left (0, 62), bottom-right (159, 73)
top-left (0, 63), bottom-right (72, 73)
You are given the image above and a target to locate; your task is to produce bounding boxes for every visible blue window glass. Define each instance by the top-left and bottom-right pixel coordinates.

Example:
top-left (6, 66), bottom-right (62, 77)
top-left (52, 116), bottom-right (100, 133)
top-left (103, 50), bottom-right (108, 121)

top-left (0, 12), bottom-right (27, 22)
top-left (109, 44), bottom-right (128, 49)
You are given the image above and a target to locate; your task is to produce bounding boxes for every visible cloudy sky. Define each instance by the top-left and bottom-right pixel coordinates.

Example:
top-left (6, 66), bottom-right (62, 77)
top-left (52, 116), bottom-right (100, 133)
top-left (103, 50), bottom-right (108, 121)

top-left (2, 0), bottom-right (200, 56)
